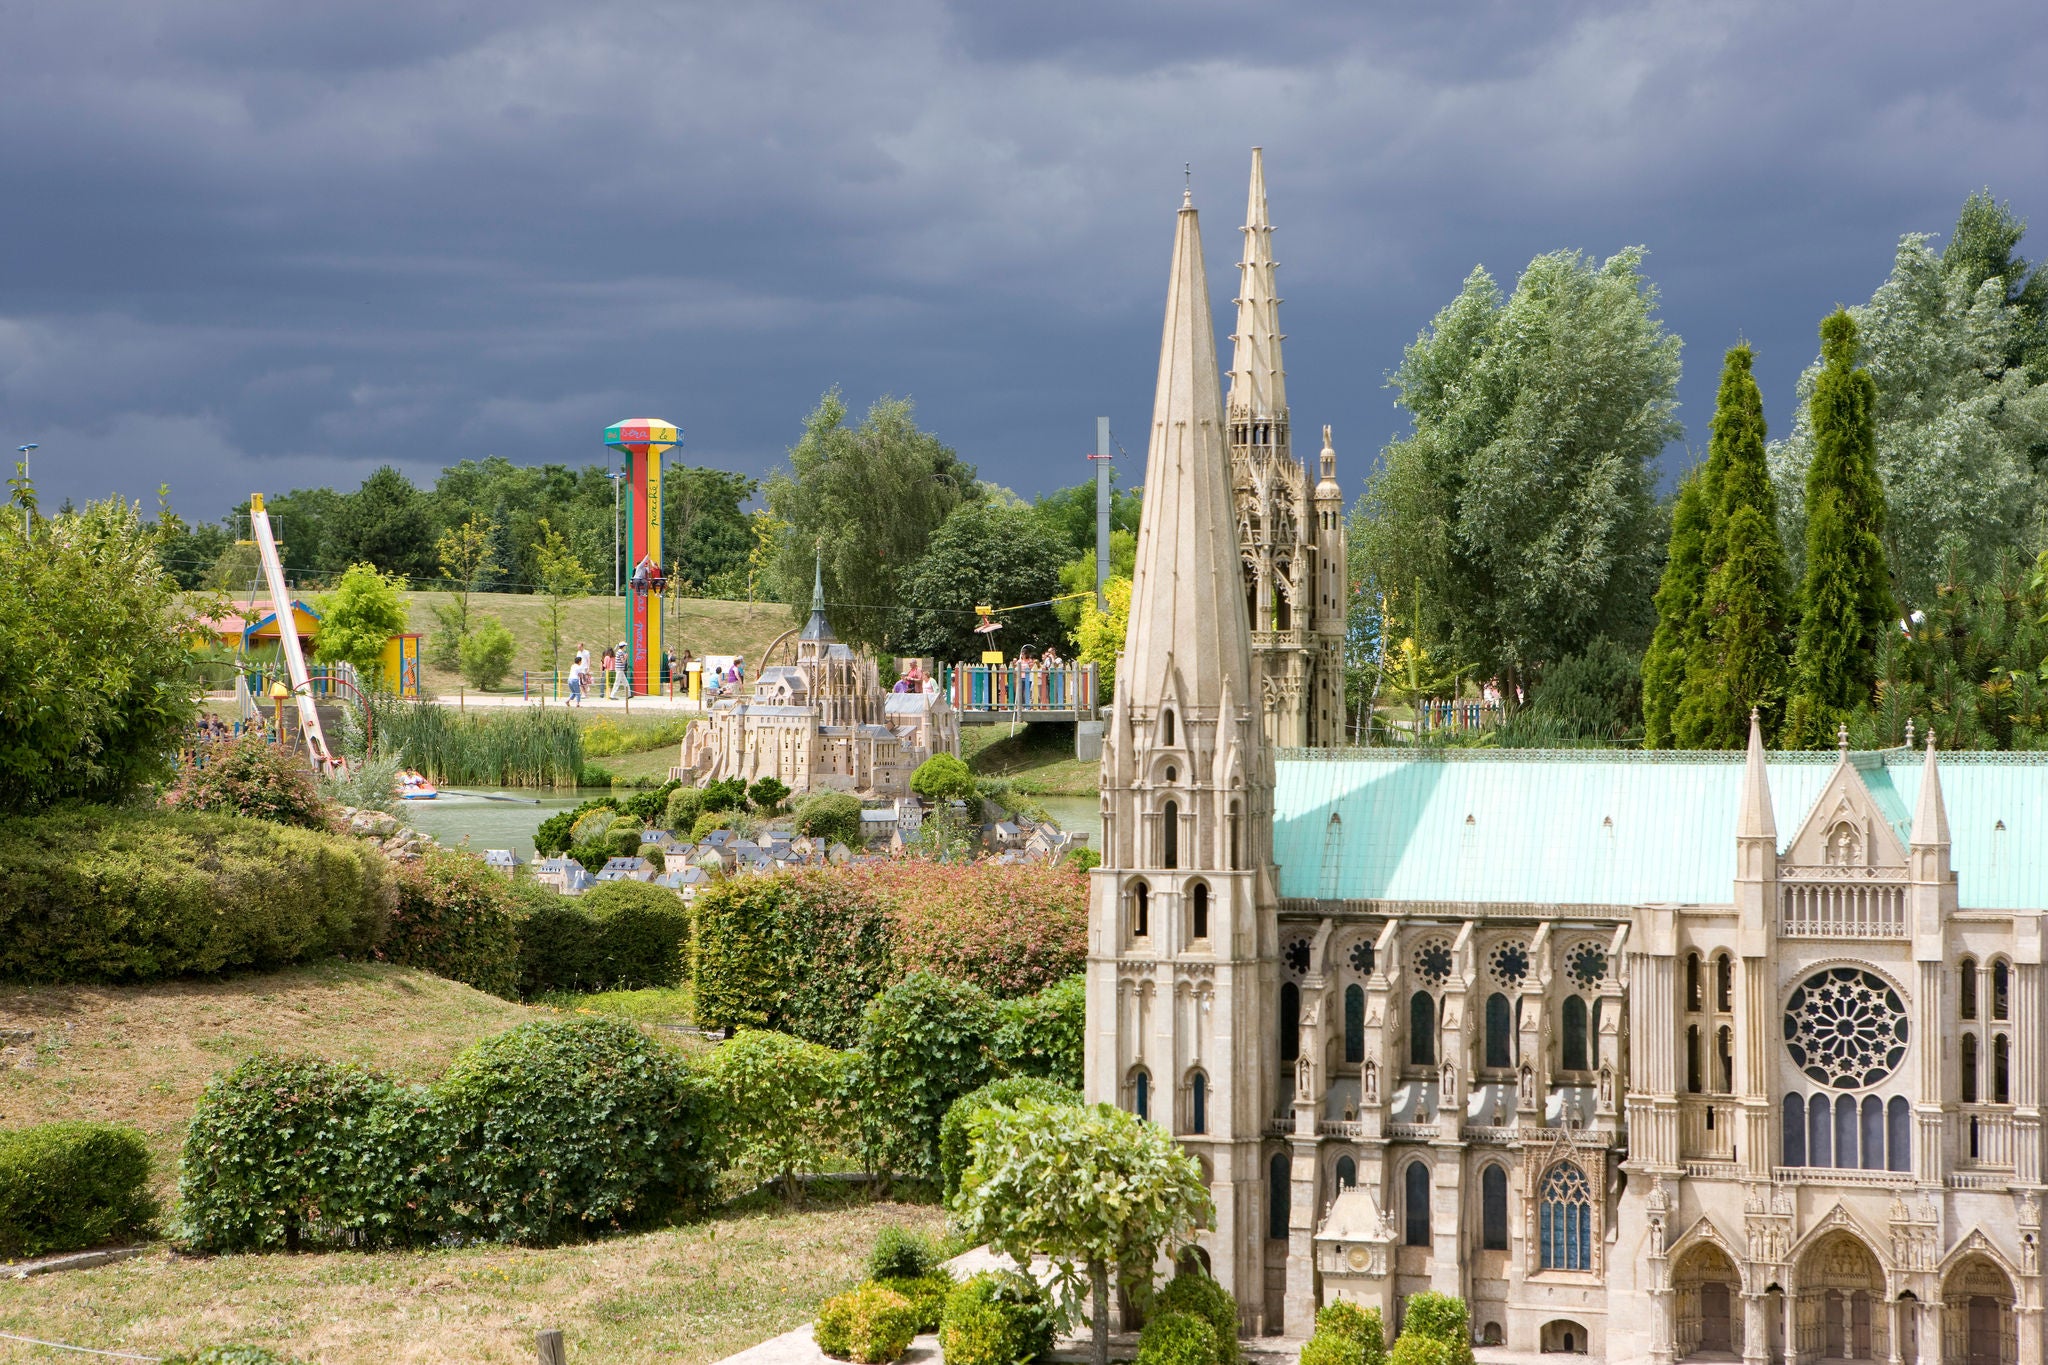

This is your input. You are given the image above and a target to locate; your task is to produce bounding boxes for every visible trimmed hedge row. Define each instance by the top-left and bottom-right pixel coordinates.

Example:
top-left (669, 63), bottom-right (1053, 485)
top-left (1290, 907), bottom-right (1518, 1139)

top-left (0, 1121), bottom-right (155, 1257)
top-left (178, 1016), bottom-right (713, 1251)
top-left (0, 807), bottom-right (393, 984)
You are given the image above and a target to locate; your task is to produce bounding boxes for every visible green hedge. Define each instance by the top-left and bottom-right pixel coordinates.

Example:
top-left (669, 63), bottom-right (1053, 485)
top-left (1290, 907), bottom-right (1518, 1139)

top-left (517, 879), bottom-right (690, 995)
top-left (1314, 1303), bottom-right (1386, 1365)
top-left (178, 1018), bottom-right (713, 1252)
top-left (938, 1076), bottom-right (1080, 1201)
top-left (857, 973), bottom-right (999, 1182)
top-left (0, 806), bottom-right (392, 983)
top-left (992, 975), bottom-right (1084, 1088)
top-left (1157, 1272), bottom-right (1239, 1365)
top-left (815, 1282), bottom-right (920, 1363)
top-left (938, 1271), bottom-right (1055, 1365)
top-left (1138, 1312), bottom-right (1218, 1365)
top-left (384, 847), bottom-right (521, 998)
top-left (0, 1121), bottom-right (155, 1258)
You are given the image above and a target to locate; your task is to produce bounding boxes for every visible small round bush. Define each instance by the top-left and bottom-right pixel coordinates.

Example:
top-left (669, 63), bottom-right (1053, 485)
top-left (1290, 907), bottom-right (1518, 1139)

top-left (876, 1271), bottom-right (953, 1333)
top-left (605, 822), bottom-right (645, 857)
top-left (167, 733), bottom-right (330, 830)
top-left (793, 791), bottom-right (863, 846)
top-left (1386, 1339), bottom-right (1450, 1365)
top-left (939, 1271), bottom-right (1055, 1365)
top-left (578, 879), bottom-right (691, 988)
top-left (0, 1121), bottom-right (154, 1258)
top-left (571, 806), bottom-right (621, 846)
top-left (665, 785), bottom-right (705, 832)
top-left (1314, 1303), bottom-right (1386, 1365)
top-left (938, 1076), bottom-right (1079, 1201)
top-left (910, 753), bottom-right (978, 804)
top-left (869, 1224), bottom-right (942, 1280)
top-left (1137, 1310), bottom-right (1218, 1365)
top-left (1156, 1272), bottom-right (1239, 1365)
top-left (816, 1282), bottom-right (920, 1363)
top-left (692, 810), bottom-right (734, 841)
top-left (1395, 1292), bottom-right (1472, 1365)
top-left (1301, 1332), bottom-right (1366, 1365)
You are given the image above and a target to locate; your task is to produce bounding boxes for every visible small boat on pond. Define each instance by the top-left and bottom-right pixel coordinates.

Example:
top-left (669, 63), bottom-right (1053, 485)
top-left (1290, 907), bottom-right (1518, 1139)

top-left (397, 770), bottom-right (439, 800)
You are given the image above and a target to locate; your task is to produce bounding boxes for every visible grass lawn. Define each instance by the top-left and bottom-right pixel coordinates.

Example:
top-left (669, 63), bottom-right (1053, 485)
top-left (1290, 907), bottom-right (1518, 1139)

top-left (0, 961), bottom-right (541, 1206)
top-left (962, 722), bottom-right (1099, 796)
top-left (0, 1196), bottom-right (945, 1364)
top-left (533, 984), bottom-right (698, 1028)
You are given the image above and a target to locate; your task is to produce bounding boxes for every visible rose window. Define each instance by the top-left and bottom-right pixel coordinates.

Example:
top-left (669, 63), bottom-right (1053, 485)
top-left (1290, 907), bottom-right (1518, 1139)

top-left (1412, 938), bottom-right (1454, 988)
top-left (1488, 940), bottom-right (1530, 989)
top-left (1284, 938), bottom-right (1312, 977)
top-left (1348, 941), bottom-right (1376, 976)
top-left (1566, 943), bottom-right (1607, 990)
top-left (1783, 967), bottom-right (1909, 1089)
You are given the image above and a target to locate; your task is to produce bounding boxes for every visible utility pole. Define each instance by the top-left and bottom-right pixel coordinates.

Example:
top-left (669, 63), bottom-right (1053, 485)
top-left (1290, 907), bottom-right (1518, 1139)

top-left (1089, 417), bottom-right (1112, 609)
top-left (609, 469), bottom-right (624, 596)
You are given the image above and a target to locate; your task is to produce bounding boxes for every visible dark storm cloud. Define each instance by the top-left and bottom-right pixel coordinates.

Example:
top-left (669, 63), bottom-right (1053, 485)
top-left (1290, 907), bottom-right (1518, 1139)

top-left (2, 0), bottom-right (2044, 519)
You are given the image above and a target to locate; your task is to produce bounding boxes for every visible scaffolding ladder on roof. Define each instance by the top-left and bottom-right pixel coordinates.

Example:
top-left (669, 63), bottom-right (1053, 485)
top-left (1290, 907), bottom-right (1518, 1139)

top-left (247, 492), bottom-right (338, 771)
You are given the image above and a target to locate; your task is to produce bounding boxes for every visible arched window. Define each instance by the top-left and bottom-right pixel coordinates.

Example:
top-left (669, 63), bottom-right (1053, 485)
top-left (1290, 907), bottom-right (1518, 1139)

top-left (1808, 1093), bottom-right (1832, 1167)
top-left (1189, 1071), bottom-right (1208, 1134)
top-left (1267, 1153), bottom-right (1289, 1240)
top-left (1279, 983), bottom-right (1301, 1063)
top-left (1886, 1097), bottom-right (1911, 1172)
top-left (1191, 882), bottom-right (1209, 940)
top-left (1132, 881), bottom-right (1149, 937)
top-left (1962, 1033), bottom-right (1980, 1103)
top-left (1783, 1093), bottom-right (1807, 1166)
top-left (1714, 1025), bottom-right (1734, 1094)
top-left (1715, 954), bottom-right (1733, 1012)
top-left (1403, 1161), bottom-right (1431, 1248)
top-left (1481, 1164), bottom-right (1509, 1251)
top-left (1228, 801), bottom-right (1242, 871)
top-left (1590, 999), bottom-right (1603, 1070)
top-left (1484, 993), bottom-right (1513, 1069)
top-left (1161, 709), bottom-right (1175, 747)
top-left (1994, 1033), bottom-right (2011, 1104)
top-left (1834, 1095), bottom-right (1857, 1169)
top-left (1993, 960), bottom-right (2010, 1020)
top-left (1344, 985), bottom-right (1365, 1065)
top-left (1131, 1068), bottom-right (1151, 1122)
top-left (1409, 990), bottom-right (1436, 1066)
top-left (1335, 1156), bottom-right (1356, 1189)
top-left (1960, 958), bottom-right (1978, 1019)
top-left (1686, 953), bottom-right (1702, 1012)
top-left (1161, 801), bottom-right (1179, 870)
top-left (1538, 1163), bottom-right (1593, 1270)
top-left (1684, 1024), bottom-right (1701, 1093)
top-left (1860, 1096), bottom-right (1884, 1170)
top-left (1562, 995), bottom-right (1589, 1072)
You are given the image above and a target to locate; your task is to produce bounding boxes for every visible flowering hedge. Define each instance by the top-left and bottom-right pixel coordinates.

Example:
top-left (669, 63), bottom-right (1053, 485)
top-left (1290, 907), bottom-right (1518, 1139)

top-left (827, 862), bottom-right (1088, 998)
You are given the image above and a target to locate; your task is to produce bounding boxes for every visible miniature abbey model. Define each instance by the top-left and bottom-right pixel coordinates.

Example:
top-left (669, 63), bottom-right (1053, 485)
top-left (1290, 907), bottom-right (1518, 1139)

top-left (1087, 173), bottom-right (2044, 1363)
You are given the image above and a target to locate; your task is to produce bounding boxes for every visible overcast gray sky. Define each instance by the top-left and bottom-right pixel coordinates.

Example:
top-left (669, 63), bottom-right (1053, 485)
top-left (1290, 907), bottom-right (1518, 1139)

top-left (3, 1), bottom-right (2042, 521)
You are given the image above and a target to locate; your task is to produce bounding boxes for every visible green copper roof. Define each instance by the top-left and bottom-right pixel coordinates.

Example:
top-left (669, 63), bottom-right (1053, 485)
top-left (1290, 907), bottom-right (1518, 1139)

top-left (1271, 749), bottom-right (2048, 911)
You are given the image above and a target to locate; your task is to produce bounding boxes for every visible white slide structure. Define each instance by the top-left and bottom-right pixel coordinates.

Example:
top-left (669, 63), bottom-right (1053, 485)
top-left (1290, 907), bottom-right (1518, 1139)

top-left (248, 493), bottom-right (338, 770)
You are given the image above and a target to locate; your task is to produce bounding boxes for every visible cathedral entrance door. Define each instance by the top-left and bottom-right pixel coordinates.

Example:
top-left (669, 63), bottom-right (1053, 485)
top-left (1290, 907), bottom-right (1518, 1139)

top-left (1823, 1291), bottom-right (1845, 1358)
top-left (1967, 1295), bottom-right (1999, 1365)
top-left (1699, 1282), bottom-right (1731, 1353)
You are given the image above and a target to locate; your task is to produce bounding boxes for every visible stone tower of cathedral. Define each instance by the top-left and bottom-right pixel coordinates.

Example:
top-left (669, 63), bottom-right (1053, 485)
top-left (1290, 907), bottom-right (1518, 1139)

top-left (1086, 188), bottom-right (1281, 1332)
top-left (1227, 148), bottom-right (1349, 749)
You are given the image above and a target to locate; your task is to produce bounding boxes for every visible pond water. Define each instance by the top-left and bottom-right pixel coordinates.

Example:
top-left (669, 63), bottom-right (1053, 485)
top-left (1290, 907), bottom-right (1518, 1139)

top-left (1030, 793), bottom-right (1102, 848)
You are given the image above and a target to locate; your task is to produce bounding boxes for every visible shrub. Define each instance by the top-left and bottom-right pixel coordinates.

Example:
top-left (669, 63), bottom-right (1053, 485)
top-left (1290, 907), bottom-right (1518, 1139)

top-left (748, 776), bottom-right (791, 811)
top-left (437, 1016), bottom-right (713, 1243)
top-left (569, 840), bottom-right (614, 874)
top-left (696, 1029), bottom-right (855, 1202)
top-left (1301, 1333), bottom-right (1367, 1365)
top-left (794, 791), bottom-right (863, 846)
top-left (0, 806), bottom-right (391, 984)
top-left (622, 780), bottom-right (682, 823)
top-left (665, 785), bottom-right (705, 831)
top-left (858, 972), bottom-right (1000, 1181)
top-left (638, 842), bottom-right (668, 872)
top-left (1137, 1311), bottom-right (1218, 1365)
top-left (773, 873), bottom-right (901, 1046)
top-left (837, 862), bottom-right (1087, 998)
top-left (458, 616), bottom-right (517, 689)
top-left (604, 819), bottom-right (645, 857)
top-left (700, 776), bottom-right (748, 812)
top-left (0, 1121), bottom-right (155, 1257)
top-left (576, 880), bottom-right (690, 986)
top-left (1314, 1303), bottom-right (1386, 1365)
top-left (691, 877), bottom-right (786, 1032)
top-left (876, 1271), bottom-right (953, 1333)
top-left (1064, 847), bottom-right (1101, 872)
top-left (1157, 1272), bottom-right (1239, 1365)
top-left (692, 810), bottom-right (734, 841)
top-left (536, 797), bottom-right (618, 856)
top-left (815, 1282), bottom-right (920, 1363)
top-left (1395, 1293), bottom-right (1472, 1365)
top-left (1386, 1340), bottom-right (1449, 1365)
top-left (869, 1224), bottom-right (942, 1280)
top-left (384, 847), bottom-right (520, 997)
top-left (938, 1076), bottom-right (1080, 1202)
top-left (167, 733), bottom-right (333, 830)
top-left (938, 1271), bottom-right (1056, 1365)
top-left (911, 753), bottom-right (978, 804)
top-left (572, 806), bottom-right (622, 847)
top-left (993, 975), bottom-right (1084, 1087)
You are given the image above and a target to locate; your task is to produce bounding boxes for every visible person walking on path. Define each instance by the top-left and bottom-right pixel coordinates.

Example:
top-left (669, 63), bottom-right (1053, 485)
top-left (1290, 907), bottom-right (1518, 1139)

top-left (609, 641), bottom-right (631, 699)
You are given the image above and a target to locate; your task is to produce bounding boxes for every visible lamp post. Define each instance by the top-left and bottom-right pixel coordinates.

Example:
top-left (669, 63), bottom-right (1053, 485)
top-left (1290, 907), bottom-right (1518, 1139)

top-left (609, 470), bottom-right (625, 597)
top-left (16, 444), bottom-right (36, 536)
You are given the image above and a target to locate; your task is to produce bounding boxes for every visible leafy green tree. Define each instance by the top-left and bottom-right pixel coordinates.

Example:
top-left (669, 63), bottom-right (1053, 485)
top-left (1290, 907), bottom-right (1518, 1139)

top-left (1641, 474), bottom-right (1707, 748)
top-left (332, 466), bottom-right (435, 579)
top-left (911, 753), bottom-right (978, 804)
top-left (696, 1029), bottom-right (855, 1204)
top-left (896, 502), bottom-right (1067, 662)
top-left (766, 390), bottom-right (981, 654)
top-left (534, 518), bottom-right (594, 693)
top-left (1076, 577), bottom-right (1131, 700)
top-left (747, 776), bottom-right (791, 812)
top-left (1055, 529), bottom-right (1137, 631)
top-left (1941, 188), bottom-right (2048, 377)
top-left (953, 1100), bottom-right (1213, 1365)
top-left (856, 971), bottom-right (1000, 1182)
top-left (1031, 472), bottom-right (1142, 560)
top-left (0, 494), bottom-right (203, 811)
top-left (1354, 250), bottom-right (1680, 702)
top-left (315, 563), bottom-right (410, 681)
top-left (459, 616), bottom-right (517, 690)
top-left (664, 465), bottom-right (758, 593)
top-left (478, 500), bottom-right (519, 592)
top-left (1786, 312), bottom-right (1894, 745)
top-left (150, 493), bottom-right (233, 590)
top-left (430, 514), bottom-right (495, 668)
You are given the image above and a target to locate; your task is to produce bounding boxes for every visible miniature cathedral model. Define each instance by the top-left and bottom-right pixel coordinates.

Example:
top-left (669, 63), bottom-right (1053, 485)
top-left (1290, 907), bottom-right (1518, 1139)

top-left (1088, 160), bottom-right (2048, 1363)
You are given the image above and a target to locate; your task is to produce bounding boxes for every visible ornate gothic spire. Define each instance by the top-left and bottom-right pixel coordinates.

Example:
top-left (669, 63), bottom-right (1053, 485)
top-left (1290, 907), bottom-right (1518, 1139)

top-left (1737, 707), bottom-right (1776, 842)
top-left (799, 545), bottom-right (834, 642)
top-left (1911, 729), bottom-right (1950, 847)
top-left (1227, 147), bottom-right (1286, 422)
top-left (1123, 189), bottom-right (1257, 714)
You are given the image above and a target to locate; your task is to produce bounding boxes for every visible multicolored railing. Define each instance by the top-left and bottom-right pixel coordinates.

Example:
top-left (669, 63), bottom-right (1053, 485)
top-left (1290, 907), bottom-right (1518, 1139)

top-left (944, 662), bottom-right (1098, 717)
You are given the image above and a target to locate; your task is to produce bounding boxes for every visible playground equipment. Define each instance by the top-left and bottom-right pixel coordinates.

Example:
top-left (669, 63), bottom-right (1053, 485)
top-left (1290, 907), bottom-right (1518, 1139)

top-left (604, 417), bottom-right (677, 698)
top-left (246, 493), bottom-right (340, 771)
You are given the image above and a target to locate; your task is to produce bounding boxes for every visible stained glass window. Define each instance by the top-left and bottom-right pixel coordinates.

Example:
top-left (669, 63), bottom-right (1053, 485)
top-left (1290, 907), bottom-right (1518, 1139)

top-left (1538, 1162), bottom-right (1593, 1271)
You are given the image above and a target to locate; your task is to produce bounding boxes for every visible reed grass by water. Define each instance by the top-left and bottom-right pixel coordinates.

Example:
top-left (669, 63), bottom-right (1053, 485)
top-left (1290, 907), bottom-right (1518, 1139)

top-left (367, 699), bottom-right (585, 789)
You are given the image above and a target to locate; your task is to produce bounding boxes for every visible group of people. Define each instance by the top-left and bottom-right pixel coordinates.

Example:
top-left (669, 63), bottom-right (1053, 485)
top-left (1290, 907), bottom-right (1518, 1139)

top-left (701, 657), bottom-right (745, 701)
top-left (564, 643), bottom-right (691, 705)
top-left (890, 662), bottom-right (938, 695)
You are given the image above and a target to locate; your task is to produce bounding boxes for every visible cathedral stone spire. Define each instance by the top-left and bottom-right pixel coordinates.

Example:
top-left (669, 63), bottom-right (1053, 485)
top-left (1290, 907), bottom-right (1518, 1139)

top-left (1912, 729), bottom-right (1950, 847)
top-left (1123, 189), bottom-right (1257, 713)
top-left (799, 546), bottom-right (833, 642)
top-left (1227, 147), bottom-right (1286, 422)
top-left (1737, 707), bottom-right (1776, 842)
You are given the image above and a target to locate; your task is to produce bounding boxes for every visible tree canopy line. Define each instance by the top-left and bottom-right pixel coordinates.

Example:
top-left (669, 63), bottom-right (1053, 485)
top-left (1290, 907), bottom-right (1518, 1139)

top-left (1352, 188), bottom-right (2048, 751)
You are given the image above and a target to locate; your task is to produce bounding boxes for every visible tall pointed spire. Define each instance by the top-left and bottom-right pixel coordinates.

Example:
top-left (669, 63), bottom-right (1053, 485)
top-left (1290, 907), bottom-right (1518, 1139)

top-left (799, 545), bottom-right (833, 641)
top-left (1123, 189), bottom-right (1256, 712)
top-left (1227, 147), bottom-right (1286, 422)
top-left (1912, 729), bottom-right (1950, 846)
top-left (1737, 707), bottom-right (1776, 841)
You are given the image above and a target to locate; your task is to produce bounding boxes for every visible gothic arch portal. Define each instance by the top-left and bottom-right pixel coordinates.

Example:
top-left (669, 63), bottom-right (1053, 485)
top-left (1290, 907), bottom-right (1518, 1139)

top-left (1793, 1228), bottom-right (1890, 1362)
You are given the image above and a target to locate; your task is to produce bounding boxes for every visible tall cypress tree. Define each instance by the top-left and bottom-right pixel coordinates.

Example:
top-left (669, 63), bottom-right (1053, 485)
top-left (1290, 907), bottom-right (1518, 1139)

top-left (1786, 311), bottom-right (1893, 745)
top-left (1641, 471), bottom-right (1709, 748)
top-left (1673, 344), bottom-right (1792, 747)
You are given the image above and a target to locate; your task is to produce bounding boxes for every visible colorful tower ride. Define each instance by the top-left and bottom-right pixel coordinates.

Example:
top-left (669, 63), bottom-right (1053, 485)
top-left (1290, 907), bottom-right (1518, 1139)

top-left (604, 417), bottom-right (679, 696)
